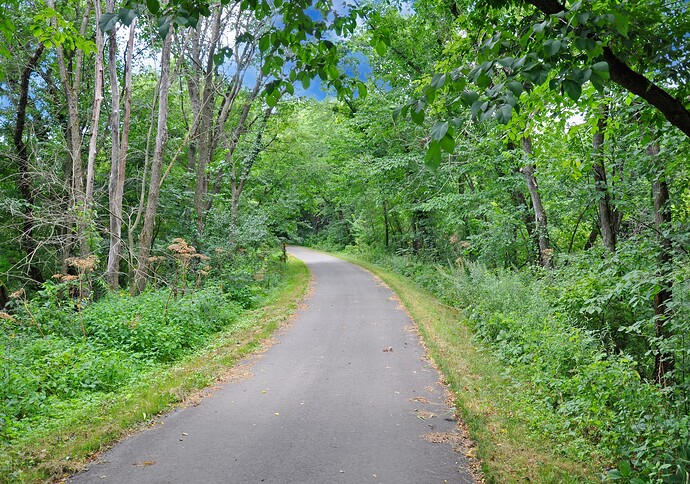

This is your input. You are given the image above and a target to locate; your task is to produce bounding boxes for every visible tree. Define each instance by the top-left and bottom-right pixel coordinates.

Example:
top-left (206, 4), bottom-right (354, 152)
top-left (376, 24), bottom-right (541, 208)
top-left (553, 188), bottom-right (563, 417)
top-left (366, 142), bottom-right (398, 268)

top-left (134, 30), bottom-right (173, 294)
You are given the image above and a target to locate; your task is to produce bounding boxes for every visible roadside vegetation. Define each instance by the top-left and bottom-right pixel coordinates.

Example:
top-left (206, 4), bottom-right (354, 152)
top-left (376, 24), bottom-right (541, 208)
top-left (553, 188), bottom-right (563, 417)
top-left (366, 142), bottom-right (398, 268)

top-left (336, 249), bottom-right (689, 482)
top-left (336, 251), bottom-right (602, 482)
top-left (1, 254), bottom-right (309, 483)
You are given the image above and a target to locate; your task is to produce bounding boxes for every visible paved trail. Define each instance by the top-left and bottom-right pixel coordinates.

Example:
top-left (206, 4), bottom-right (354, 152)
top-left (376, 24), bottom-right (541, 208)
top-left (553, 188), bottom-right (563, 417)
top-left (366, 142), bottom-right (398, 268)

top-left (70, 247), bottom-right (474, 483)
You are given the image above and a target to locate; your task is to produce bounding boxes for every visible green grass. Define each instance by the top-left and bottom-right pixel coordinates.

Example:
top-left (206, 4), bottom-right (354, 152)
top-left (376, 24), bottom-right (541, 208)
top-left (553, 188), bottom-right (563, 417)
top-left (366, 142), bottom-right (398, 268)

top-left (1, 256), bottom-right (310, 483)
top-left (332, 252), bottom-right (602, 483)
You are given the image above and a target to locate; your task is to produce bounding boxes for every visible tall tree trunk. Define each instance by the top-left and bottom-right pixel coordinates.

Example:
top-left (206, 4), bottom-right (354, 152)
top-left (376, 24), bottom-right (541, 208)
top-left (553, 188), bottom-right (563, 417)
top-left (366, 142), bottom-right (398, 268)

top-left (106, 17), bottom-right (136, 289)
top-left (592, 116), bottom-right (617, 252)
top-left (648, 143), bottom-right (674, 386)
top-left (48, 0), bottom-right (91, 256)
top-left (13, 44), bottom-right (45, 284)
top-left (510, 185), bottom-right (538, 264)
top-left (134, 32), bottom-right (172, 294)
top-left (520, 137), bottom-right (551, 267)
top-left (85, 0), bottom-right (104, 206)
top-left (194, 9), bottom-right (222, 235)
top-left (507, 142), bottom-right (538, 263)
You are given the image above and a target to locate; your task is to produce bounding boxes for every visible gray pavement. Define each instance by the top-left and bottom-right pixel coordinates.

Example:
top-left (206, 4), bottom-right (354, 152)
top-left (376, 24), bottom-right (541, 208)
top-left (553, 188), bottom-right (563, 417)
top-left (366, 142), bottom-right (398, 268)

top-left (69, 247), bottom-right (474, 483)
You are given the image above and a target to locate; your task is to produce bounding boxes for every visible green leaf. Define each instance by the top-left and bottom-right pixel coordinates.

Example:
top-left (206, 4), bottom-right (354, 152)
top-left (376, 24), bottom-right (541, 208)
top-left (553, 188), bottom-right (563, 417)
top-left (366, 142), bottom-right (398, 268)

top-left (461, 90), bottom-right (479, 106)
top-left (357, 81), bottom-right (367, 99)
top-left (439, 133), bottom-right (455, 153)
top-left (146, 0), bottom-right (159, 14)
top-left (562, 79), bottom-right (582, 101)
top-left (99, 13), bottom-right (119, 33)
top-left (577, 11), bottom-right (590, 24)
top-left (606, 469), bottom-right (622, 480)
top-left (259, 34), bottom-right (270, 53)
top-left (618, 460), bottom-right (632, 476)
top-left (430, 73), bottom-right (446, 90)
top-left (471, 99), bottom-right (485, 118)
top-left (157, 16), bottom-right (171, 38)
top-left (479, 104), bottom-right (495, 122)
top-left (507, 81), bottom-right (523, 97)
top-left (425, 141), bottom-right (442, 170)
top-left (574, 36), bottom-right (596, 52)
top-left (592, 61), bottom-right (609, 73)
top-left (590, 70), bottom-right (606, 92)
top-left (476, 73), bottom-right (491, 89)
top-left (533, 20), bottom-right (548, 33)
top-left (543, 39), bottom-right (562, 57)
top-left (430, 121), bottom-right (449, 141)
top-left (496, 104), bottom-right (513, 124)
top-left (300, 74), bottom-right (310, 90)
top-left (612, 12), bottom-right (630, 36)
top-left (410, 106), bottom-right (425, 125)
top-left (392, 106), bottom-right (403, 121)
top-left (236, 32), bottom-right (254, 43)
top-left (525, 64), bottom-right (550, 85)
top-left (375, 40), bottom-right (387, 56)
top-left (118, 7), bottom-right (137, 26)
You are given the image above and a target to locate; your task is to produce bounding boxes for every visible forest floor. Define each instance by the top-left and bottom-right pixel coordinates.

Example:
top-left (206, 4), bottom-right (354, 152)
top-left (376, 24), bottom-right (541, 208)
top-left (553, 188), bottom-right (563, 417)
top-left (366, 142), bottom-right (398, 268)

top-left (67, 247), bottom-right (475, 483)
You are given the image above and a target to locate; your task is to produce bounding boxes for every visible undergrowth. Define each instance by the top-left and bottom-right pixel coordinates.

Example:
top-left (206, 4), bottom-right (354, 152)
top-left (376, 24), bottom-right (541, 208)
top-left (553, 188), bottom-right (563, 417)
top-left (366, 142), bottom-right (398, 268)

top-left (344, 248), bottom-right (690, 483)
top-left (0, 249), bottom-right (301, 483)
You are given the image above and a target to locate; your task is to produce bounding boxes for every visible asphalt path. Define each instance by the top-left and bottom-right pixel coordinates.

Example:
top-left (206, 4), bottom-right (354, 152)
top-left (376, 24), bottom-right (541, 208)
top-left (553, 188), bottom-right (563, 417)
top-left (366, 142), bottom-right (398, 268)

top-left (69, 247), bottom-right (474, 483)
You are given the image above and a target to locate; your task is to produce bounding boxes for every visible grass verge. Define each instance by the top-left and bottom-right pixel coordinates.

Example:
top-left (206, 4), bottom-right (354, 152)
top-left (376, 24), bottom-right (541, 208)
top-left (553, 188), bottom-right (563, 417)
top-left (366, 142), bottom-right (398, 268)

top-left (334, 252), bottom-right (601, 483)
top-left (2, 256), bottom-right (310, 484)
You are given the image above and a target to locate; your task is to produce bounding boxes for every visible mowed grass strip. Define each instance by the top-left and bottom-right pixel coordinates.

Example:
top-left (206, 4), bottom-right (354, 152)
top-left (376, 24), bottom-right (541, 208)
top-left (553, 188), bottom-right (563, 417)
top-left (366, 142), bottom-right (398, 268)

top-left (3, 256), bottom-right (310, 484)
top-left (334, 252), bottom-right (601, 484)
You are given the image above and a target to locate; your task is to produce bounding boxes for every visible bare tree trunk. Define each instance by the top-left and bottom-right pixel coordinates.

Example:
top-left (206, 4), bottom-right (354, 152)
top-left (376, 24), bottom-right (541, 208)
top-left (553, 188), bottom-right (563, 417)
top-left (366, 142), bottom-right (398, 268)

top-left (647, 143), bottom-right (674, 386)
top-left (85, 0), bottom-right (104, 206)
top-left (592, 116), bottom-right (617, 252)
top-left (127, 81), bottom-right (158, 294)
top-left (520, 137), bottom-right (551, 267)
top-left (106, 16), bottom-right (136, 289)
top-left (506, 142), bottom-right (538, 263)
top-left (134, 32), bottom-right (173, 294)
top-left (193, 10), bottom-right (222, 235)
top-left (48, 0), bottom-right (91, 256)
top-left (185, 27), bottom-right (201, 175)
top-left (183, 7), bottom-right (261, 235)
top-left (13, 44), bottom-right (45, 284)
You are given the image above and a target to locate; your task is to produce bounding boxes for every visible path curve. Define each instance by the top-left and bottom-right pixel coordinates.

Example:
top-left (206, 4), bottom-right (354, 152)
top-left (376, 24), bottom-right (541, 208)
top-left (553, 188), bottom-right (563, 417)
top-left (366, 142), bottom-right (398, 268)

top-left (69, 247), bottom-right (474, 483)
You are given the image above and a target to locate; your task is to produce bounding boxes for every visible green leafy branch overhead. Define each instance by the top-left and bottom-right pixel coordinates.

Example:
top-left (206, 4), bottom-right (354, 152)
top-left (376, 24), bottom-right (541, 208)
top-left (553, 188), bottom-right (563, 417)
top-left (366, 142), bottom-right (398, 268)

top-left (387, 0), bottom-right (690, 167)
